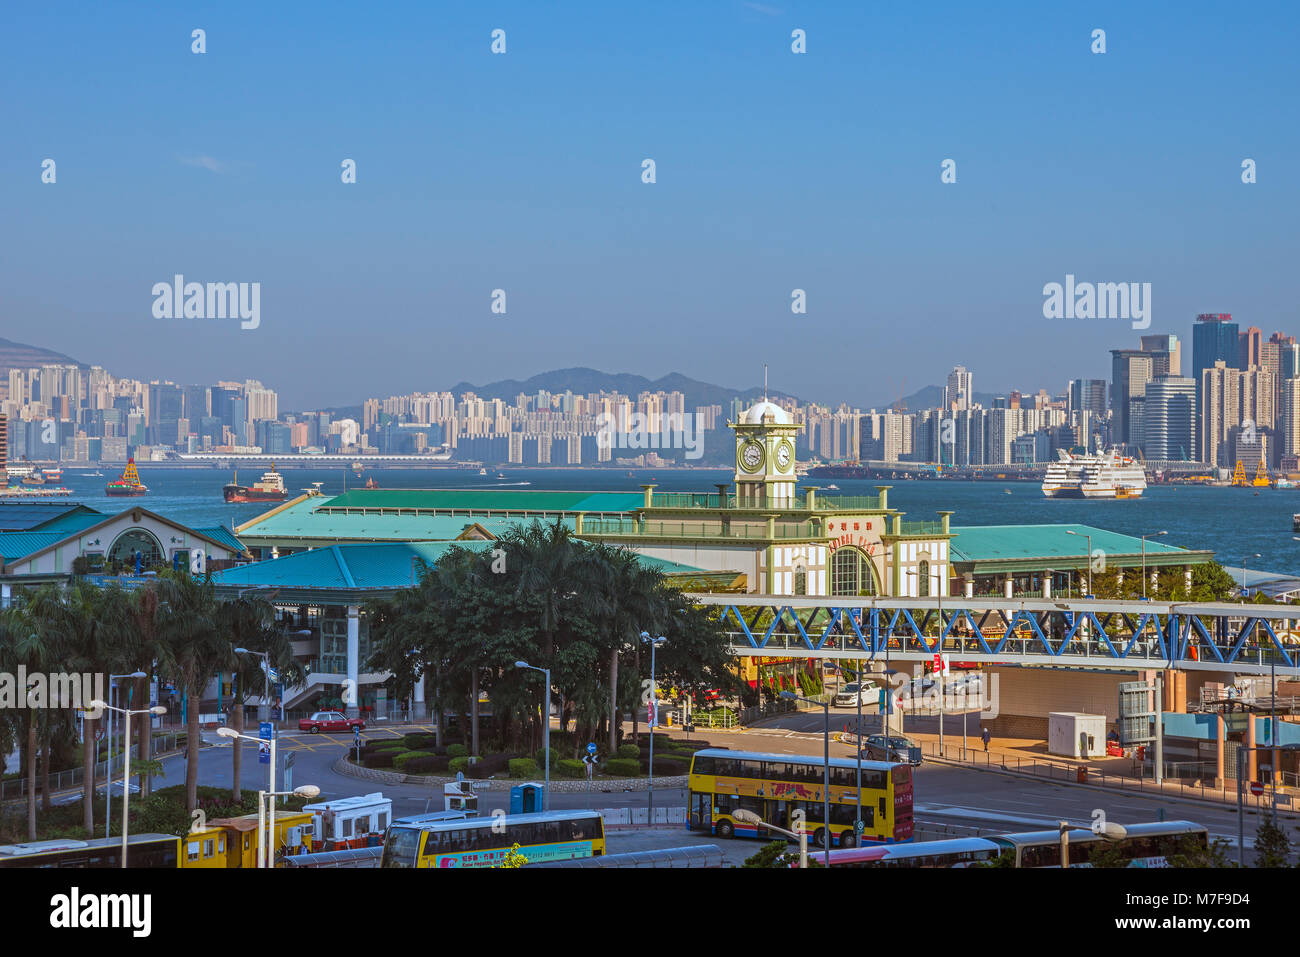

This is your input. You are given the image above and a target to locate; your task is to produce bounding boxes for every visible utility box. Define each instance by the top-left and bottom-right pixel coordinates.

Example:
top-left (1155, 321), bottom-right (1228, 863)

top-left (1048, 712), bottom-right (1106, 758)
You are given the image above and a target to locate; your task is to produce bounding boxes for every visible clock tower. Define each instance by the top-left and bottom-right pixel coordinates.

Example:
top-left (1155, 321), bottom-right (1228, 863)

top-left (731, 399), bottom-right (800, 508)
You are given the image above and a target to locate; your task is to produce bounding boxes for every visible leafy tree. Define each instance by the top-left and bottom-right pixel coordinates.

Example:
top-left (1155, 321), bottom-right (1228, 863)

top-left (1255, 817), bottom-right (1292, 867)
top-left (743, 840), bottom-right (795, 867)
top-left (493, 843), bottom-right (530, 868)
top-left (1167, 834), bottom-right (1234, 868)
top-left (1086, 837), bottom-right (1131, 868)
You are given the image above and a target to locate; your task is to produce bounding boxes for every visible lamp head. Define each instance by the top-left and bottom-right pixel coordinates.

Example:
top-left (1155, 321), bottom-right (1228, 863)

top-left (732, 808), bottom-right (762, 826)
top-left (149, 706), bottom-right (167, 716)
top-left (87, 698), bottom-right (107, 710)
top-left (514, 661), bottom-right (530, 670)
top-left (294, 785), bottom-right (321, 798)
top-left (216, 727), bottom-right (238, 738)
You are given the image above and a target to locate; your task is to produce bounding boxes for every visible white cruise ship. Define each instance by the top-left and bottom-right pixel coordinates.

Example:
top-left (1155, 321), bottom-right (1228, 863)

top-left (1042, 449), bottom-right (1147, 499)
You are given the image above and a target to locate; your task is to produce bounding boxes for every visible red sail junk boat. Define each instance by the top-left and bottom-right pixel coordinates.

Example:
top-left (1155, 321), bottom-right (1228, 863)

top-left (106, 458), bottom-right (148, 497)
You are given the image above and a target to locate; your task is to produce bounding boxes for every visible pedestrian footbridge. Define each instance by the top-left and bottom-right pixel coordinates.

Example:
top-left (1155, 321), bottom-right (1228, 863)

top-left (688, 594), bottom-right (1300, 676)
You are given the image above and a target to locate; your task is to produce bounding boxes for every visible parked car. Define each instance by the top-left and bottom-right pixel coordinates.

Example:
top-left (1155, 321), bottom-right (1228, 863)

top-left (859, 734), bottom-right (922, 765)
top-left (298, 710), bottom-right (366, 734)
top-left (833, 681), bottom-right (878, 708)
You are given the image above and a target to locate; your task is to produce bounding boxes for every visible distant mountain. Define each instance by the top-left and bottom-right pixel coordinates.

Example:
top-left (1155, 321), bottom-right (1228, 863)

top-left (883, 384), bottom-right (1002, 412)
top-left (445, 367), bottom-right (802, 410)
top-left (0, 337), bottom-right (84, 375)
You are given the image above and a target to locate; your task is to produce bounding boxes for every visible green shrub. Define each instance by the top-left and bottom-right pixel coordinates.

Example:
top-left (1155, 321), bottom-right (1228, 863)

top-left (508, 758), bottom-right (541, 779)
top-left (535, 747), bottom-right (559, 769)
top-left (402, 733), bottom-right (436, 750)
top-left (363, 749), bottom-right (409, 769)
top-left (603, 758), bottom-right (640, 777)
top-left (447, 743), bottom-right (468, 758)
top-left (401, 754), bottom-right (450, 774)
top-left (643, 756), bottom-right (688, 776)
top-left (555, 758), bottom-right (586, 779)
top-left (467, 753), bottom-right (514, 779)
top-left (448, 756), bottom-right (470, 775)
top-left (616, 744), bottom-right (639, 759)
top-left (392, 750), bottom-right (436, 772)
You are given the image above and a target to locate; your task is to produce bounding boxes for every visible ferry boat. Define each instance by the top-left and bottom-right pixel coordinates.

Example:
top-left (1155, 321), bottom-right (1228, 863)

top-left (105, 459), bottom-right (148, 497)
top-left (0, 485), bottom-right (72, 498)
top-left (21, 472), bottom-right (46, 485)
top-left (1042, 448), bottom-right (1147, 499)
top-left (43, 467), bottom-right (62, 482)
top-left (223, 464), bottom-right (288, 503)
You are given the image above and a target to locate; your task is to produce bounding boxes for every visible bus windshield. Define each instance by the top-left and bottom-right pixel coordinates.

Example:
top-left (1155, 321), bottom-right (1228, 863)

top-left (380, 827), bottom-right (422, 868)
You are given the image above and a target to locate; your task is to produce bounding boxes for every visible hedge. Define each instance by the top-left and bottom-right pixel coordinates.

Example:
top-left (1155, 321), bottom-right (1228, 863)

top-left (603, 758), bottom-right (640, 777)
top-left (509, 758), bottom-right (541, 779)
top-left (448, 756), bottom-right (470, 775)
top-left (642, 756), bottom-right (688, 776)
top-left (402, 734), bottom-right (437, 750)
top-left (555, 758), bottom-right (586, 779)
top-left (392, 750), bottom-right (437, 772)
top-left (535, 747), bottom-right (559, 769)
top-left (447, 743), bottom-right (469, 758)
top-left (363, 749), bottom-right (410, 769)
top-left (467, 753), bottom-right (514, 779)
top-left (615, 744), bottom-right (639, 760)
top-left (401, 754), bottom-right (450, 774)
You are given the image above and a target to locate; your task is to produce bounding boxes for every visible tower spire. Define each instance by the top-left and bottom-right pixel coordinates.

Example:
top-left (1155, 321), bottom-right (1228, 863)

top-left (764, 364), bottom-right (768, 402)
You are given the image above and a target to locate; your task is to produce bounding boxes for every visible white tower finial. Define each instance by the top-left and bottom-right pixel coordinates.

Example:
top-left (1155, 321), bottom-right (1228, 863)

top-left (764, 364), bottom-right (768, 402)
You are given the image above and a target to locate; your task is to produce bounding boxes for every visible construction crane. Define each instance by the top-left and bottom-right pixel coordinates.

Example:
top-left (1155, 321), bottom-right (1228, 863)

top-left (1253, 459), bottom-right (1270, 488)
top-left (1231, 460), bottom-right (1248, 487)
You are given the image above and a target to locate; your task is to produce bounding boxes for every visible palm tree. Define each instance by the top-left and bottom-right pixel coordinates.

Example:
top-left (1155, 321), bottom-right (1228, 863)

top-left (153, 572), bottom-right (229, 811)
top-left (25, 581), bottom-right (132, 836)
top-left (124, 586), bottom-right (167, 797)
top-left (218, 596), bottom-right (304, 800)
top-left (6, 603), bottom-right (60, 841)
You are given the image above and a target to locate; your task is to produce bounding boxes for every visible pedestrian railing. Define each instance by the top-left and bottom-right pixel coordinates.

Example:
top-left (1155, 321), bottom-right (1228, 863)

top-left (0, 731), bottom-right (184, 802)
top-left (921, 739), bottom-right (1293, 812)
top-left (599, 806), bottom-right (689, 827)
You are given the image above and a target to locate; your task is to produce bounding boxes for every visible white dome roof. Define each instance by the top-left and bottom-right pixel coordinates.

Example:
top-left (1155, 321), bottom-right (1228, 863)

top-left (741, 400), bottom-right (793, 425)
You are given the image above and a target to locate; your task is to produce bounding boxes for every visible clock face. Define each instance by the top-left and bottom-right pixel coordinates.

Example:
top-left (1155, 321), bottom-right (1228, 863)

top-left (775, 440), bottom-right (793, 471)
top-left (739, 440), bottom-right (765, 472)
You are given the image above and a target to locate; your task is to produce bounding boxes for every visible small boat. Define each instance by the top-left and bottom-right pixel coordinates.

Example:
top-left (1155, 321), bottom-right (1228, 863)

top-left (43, 468), bottom-right (63, 481)
top-left (825, 484), bottom-right (839, 490)
top-left (1004, 489), bottom-right (1012, 495)
top-left (223, 464), bottom-right (288, 503)
top-left (365, 477), bottom-right (378, 489)
top-left (351, 461), bottom-right (363, 474)
top-left (21, 472), bottom-right (46, 485)
top-left (82, 470), bottom-right (104, 477)
top-left (478, 468), bottom-right (488, 476)
top-left (1293, 513), bottom-right (1300, 532)
top-left (105, 458), bottom-right (148, 497)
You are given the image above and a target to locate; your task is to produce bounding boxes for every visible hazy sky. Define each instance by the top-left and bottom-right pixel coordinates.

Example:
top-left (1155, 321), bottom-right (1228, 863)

top-left (3, 1), bottom-right (1296, 409)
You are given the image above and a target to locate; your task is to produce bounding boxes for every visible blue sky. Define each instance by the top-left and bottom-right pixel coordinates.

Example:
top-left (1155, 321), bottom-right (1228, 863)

top-left (3, 0), bottom-right (1296, 409)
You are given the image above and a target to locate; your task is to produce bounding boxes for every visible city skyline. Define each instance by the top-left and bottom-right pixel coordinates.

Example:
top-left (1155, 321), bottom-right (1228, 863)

top-left (4, 2), bottom-right (1297, 408)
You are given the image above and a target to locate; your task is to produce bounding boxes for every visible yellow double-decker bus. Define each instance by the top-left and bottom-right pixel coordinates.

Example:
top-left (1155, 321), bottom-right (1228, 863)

top-left (687, 748), bottom-right (913, 849)
top-left (380, 810), bottom-right (606, 868)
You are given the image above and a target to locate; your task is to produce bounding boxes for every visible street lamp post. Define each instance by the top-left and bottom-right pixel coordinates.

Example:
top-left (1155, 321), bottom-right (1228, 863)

top-left (217, 726), bottom-right (277, 866)
top-left (1140, 531), bottom-right (1167, 599)
top-left (1065, 530), bottom-right (1093, 595)
top-left (1240, 554), bottom-right (1262, 603)
top-left (734, 808), bottom-right (808, 869)
top-left (234, 647), bottom-right (272, 724)
top-left (1059, 819), bottom-right (1127, 868)
top-left (104, 671), bottom-right (147, 840)
top-left (639, 633), bottom-right (667, 817)
top-left (781, 691), bottom-right (831, 866)
top-left (258, 785), bottom-right (321, 865)
top-left (88, 699), bottom-right (166, 867)
top-left (514, 661), bottom-right (551, 812)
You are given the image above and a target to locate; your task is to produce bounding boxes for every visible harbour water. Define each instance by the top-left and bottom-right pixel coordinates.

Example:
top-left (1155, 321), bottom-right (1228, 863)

top-left (30, 467), bottom-right (1300, 575)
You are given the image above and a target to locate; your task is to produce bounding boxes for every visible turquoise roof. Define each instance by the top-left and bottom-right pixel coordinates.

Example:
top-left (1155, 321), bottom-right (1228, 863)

top-left (32, 511), bottom-right (108, 535)
top-left (0, 531), bottom-right (70, 563)
top-left (211, 541), bottom-right (700, 595)
top-left (949, 524), bottom-right (1196, 565)
top-left (320, 489), bottom-right (643, 513)
top-left (0, 502), bottom-right (101, 532)
top-left (237, 494), bottom-right (584, 544)
top-left (193, 526), bottom-right (247, 555)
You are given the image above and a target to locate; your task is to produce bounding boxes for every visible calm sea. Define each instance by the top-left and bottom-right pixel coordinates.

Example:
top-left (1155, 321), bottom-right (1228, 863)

top-left (38, 466), bottom-right (1300, 575)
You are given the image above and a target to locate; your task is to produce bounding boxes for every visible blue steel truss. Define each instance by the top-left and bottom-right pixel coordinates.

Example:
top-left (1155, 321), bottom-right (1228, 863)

top-left (689, 594), bottom-right (1300, 676)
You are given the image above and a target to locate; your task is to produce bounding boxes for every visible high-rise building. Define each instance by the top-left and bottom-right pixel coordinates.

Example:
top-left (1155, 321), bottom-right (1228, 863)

top-left (1201, 361), bottom-right (1240, 467)
top-left (1281, 378), bottom-right (1300, 462)
top-left (1238, 327), bottom-right (1262, 370)
top-left (0, 412), bottom-right (7, 475)
top-left (1142, 376), bottom-right (1196, 461)
top-left (1192, 313), bottom-right (1238, 389)
top-left (1068, 379), bottom-right (1107, 417)
top-left (1110, 349), bottom-right (1153, 451)
top-left (944, 366), bottom-right (973, 411)
top-left (1140, 334), bottom-right (1181, 376)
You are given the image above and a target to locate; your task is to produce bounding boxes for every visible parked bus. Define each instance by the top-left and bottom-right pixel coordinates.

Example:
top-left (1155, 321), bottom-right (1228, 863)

top-left (686, 748), bottom-right (913, 848)
top-left (0, 834), bottom-right (180, 868)
top-left (818, 821), bottom-right (1208, 868)
top-left (821, 837), bottom-right (1000, 867)
top-left (380, 810), bottom-right (606, 868)
top-left (987, 820), bottom-right (1208, 868)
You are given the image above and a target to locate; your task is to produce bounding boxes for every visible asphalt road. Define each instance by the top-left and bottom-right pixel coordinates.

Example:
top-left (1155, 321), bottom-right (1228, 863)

top-left (167, 718), bottom-right (1291, 858)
